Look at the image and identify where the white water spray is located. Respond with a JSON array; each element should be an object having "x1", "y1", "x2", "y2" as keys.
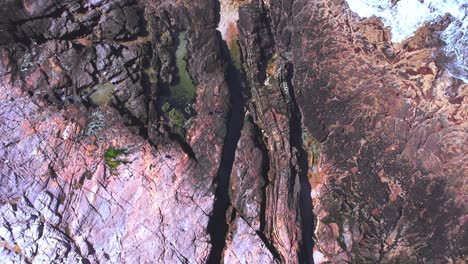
[{"x1": 346, "y1": 0, "x2": 467, "y2": 82}]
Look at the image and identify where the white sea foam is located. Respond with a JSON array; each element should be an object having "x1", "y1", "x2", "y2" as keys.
[{"x1": 346, "y1": 0, "x2": 467, "y2": 82}]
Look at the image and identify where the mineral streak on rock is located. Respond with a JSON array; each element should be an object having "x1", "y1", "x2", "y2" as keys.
[{"x1": 0, "y1": 0, "x2": 467, "y2": 263}]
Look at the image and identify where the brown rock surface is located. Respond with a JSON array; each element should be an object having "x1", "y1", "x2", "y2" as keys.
[
  {"x1": 223, "y1": 119, "x2": 276, "y2": 263},
  {"x1": 288, "y1": 0, "x2": 467, "y2": 262}
]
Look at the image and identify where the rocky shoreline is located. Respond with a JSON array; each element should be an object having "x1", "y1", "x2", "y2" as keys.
[{"x1": 0, "y1": 0, "x2": 466, "y2": 263}]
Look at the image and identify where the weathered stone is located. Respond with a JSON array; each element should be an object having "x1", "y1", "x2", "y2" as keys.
[{"x1": 0, "y1": 0, "x2": 466, "y2": 263}]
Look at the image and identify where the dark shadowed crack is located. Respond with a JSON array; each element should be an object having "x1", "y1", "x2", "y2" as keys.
[
  {"x1": 287, "y1": 63, "x2": 314, "y2": 263},
  {"x1": 206, "y1": 35, "x2": 246, "y2": 263}
]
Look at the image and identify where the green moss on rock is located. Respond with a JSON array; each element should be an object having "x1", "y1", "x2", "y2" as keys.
[
  {"x1": 162, "y1": 102, "x2": 171, "y2": 112},
  {"x1": 104, "y1": 148, "x2": 127, "y2": 169},
  {"x1": 168, "y1": 108, "x2": 186, "y2": 138}
]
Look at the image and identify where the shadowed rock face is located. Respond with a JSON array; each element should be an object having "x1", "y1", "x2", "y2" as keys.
[{"x1": 0, "y1": 0, "x2": 466, "y2": 263}]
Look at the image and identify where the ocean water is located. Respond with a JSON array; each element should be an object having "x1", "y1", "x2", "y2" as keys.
[{"x1": 346, "y1": 0, "x2": 467, "y2": 82}]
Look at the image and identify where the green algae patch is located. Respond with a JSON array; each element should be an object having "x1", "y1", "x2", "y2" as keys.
[
  {"x1": 160, "y1": 101, "x2": 191, "y2": 139},
  {"x1": 169, "y1": 31, "x2": 196, "y2": 106},
  {"x1": 228, "y1": 38, "x2": 242, "y2": 70},
  {"x1": 90, "y1": 82, "x2": 116, "y2": 106},
  {"x1": 168, "y1": 108, "x2": 185, "y2": 127},
  {"x1": 104, "y1": 148, "x2": 127, "y2": 169},
  {"x1": 302, "y1": 129, "x2": 320, "y2": 166},
  {"x1": 162, "y1": 102, "x2": 170, "y2": 112},
  {"x1": 168, "y1": 108, "x2": 186, "y2": 138}
]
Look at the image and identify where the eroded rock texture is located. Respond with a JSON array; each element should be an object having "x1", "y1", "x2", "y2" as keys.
[
  {"x1": 289, "y1": 1, "x2": 467, "y2": 262},
  {"x1": 0, "y1": 0, "x2": 466, "y2": 263},
  {"x1": 1, "y1": 0, "x2": 229, "y2": 262}
]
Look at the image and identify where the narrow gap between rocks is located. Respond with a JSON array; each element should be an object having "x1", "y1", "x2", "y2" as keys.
[
  {"x1": 206, "y1": 35, "x2": 246, "y2": 263},
  {"x1": 287, "y1": 63, "x2": 315, "y2": 264}
]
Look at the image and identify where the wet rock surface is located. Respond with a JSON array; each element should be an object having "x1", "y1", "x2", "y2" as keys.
[{"x1": 0, "y1": 0, "x2": 466, "y2": 263}]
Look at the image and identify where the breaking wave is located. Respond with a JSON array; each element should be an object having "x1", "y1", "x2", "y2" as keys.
[{"x1": 346, "y1": 0, "x2": 467, "y2": 83}]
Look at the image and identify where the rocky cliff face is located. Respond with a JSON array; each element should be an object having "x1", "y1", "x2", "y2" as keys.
[{"x1": 0, "y1": 0, "x2": 466, "y2": 263}]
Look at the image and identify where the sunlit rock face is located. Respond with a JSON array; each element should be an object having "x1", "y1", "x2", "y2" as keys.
[
  {"x1": 0, "y1": 86, "x2": 213, "y2": 262},
  {"x1": 346, "y1": 0, "x2": 467, "y2": 82},
  {"x1": 0, "y1": 0, "x2": 466, "y2": 263},
  {"x1": 0, "y1": 0, "x2": 229, "y2": 262}
]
